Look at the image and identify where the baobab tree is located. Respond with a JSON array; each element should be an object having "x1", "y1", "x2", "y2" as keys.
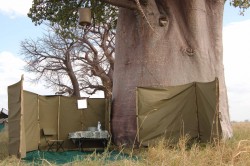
[
  {"x1": 28, "y1": 0, "x2": 249, "y2": 145},
  {"x1": 21, "y1": 23, "x2": 115, "y2": 99}
]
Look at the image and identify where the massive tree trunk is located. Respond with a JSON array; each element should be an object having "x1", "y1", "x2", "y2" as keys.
[{"x1": 112, "y1": 0, "x2": 233, "y2": 145}]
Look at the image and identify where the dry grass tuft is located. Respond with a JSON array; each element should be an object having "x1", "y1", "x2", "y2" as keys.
[{"x1": 0, "y1": 122, "x2": 250, "y2": 165}]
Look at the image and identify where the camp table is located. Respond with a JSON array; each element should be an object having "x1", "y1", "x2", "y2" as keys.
[{"x1": 69, "y1": 130, "x2": 109, "y2": 151}]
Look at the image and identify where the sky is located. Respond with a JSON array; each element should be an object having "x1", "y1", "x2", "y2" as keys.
[{"x1": 0, "y1": 1, "x2": 250, "y2": 121}]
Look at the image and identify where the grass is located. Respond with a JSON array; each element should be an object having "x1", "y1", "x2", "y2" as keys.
[{"x1": 0, "y1": 122, "x2": 250, "y2": 165}]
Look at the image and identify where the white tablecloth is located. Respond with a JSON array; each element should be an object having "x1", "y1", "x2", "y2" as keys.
[{"x1": 69, "y1": 130, "x2": 109, "y2": 139}]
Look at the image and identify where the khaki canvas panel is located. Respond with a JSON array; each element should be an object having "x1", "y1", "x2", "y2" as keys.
[
  {"x1": 59, "y1": 96, "x2": 82, "y2": 148},
  {"x1": 81, "y1": 99, "x2": 107, "y2": 131},
  {"x1": 196, "y1": 79, "x2": 222, "y2": 142},
  {"x1": 39, "y1": 96, "x2": 59, "y2": 147},
  {"x1": 8, "y1": 77, "x2": 26, "y2": 158},
  {"x1": 137, "y1": 83, "x2": 198, "y2": 146},
  {"x1": 8, "y1": 79, "x2": 110, "y2": 153},
  {"x1": 23, "y1": 91, "x2": 39, "y2": 151},
  {"x1": 105, "y1": 99, "x2": 111, "y2": 133}
]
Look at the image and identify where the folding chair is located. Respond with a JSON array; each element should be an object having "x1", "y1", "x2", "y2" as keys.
[{"x1": 42, "y1": 128, "x2": 64, "y2": 152}]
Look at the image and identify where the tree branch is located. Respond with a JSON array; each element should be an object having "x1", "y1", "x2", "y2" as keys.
[{"x1": 99, "y1": 0, "x2": 137, "y2": 10}]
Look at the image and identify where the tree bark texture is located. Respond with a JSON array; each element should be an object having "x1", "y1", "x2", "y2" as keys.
[{"x1": 112, "y1": 0, "x2": 232, "y2": 145}]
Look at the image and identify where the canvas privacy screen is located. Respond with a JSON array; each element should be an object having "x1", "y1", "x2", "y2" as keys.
[
  {"x1": 136, "y1": 79, "x2": 222, "y2": 146},
  {"x1": 8, "y1": 77, "x2": 110, "y2": 158}
]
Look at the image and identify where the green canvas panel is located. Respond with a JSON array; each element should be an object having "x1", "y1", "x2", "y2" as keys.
[
  {"x1": 81, "y1": 98, "x2": 107, "y2": 131},
  {"x1": 39, "y1": 96, "x2": 59, "y2": 146},
  {"x1": 196, "y1": 79, "x2": 222, "y2": 142},
  {"x1": 137, "y1": 83, "x2": 198, "y2": 146},
  {"x1": 8, "y1": 78, "x2": 26, "y2": 158},
  {"x1": 59, "y1": 96, "x2": 82, "y2": 148},
  {"x1": 23, "y1": 91, "x2": 39, "y2": 151}
]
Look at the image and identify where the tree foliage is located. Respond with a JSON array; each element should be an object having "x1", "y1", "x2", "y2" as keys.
[
  {"x1": 230, "y1": 0, "x2": 250, "y2": 14},
  {"x1": 28, "y1": 0, "x2": 118, "y2": 28},
  {"x1": 28, "y1": 0, "x2": 250, "y2": 29}
]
